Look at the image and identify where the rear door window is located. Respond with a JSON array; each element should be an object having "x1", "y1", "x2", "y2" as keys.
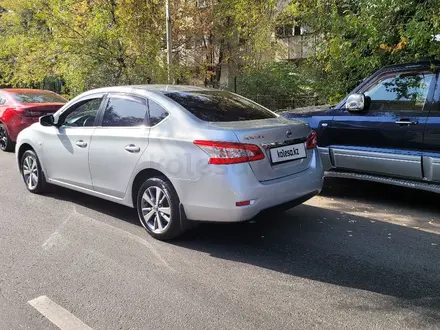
[
  {"x1": 165, "y1": 91, "x2": 277, "y2": 122},
  {"x1": 148, "y1": 100, "x2": 169, "y2": 126},
  {"x1": 102, "y1": 95, "x2": 147, "y2": 127}
]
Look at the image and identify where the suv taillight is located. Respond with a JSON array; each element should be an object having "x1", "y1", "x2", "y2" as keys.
[
  {"x1": 306, "y1": 131, "x2": 318, "y2": 149},
  {"x1": 194, "y1": 140, "x2": 265, "y2": 165}
]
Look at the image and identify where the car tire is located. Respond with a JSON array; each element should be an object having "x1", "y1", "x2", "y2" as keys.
[
  {"x1": 0, "y1": 123, "x2": 14, "y2": 152},
  {"x1": 136, "y1": 177, "x2": 183, "y2": 240},
  {"x1": 21, "y1": 150, "x2": 47, "y2": 194}
]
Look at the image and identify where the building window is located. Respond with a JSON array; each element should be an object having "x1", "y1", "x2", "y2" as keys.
[
  {"x1": 300, "y1": 26, "x2": 312, "y2": 35},
  {"x1": 276, "y1": 24, "x2": 293, "y2": 38},
  {"x1": 197, "y1": 0, "x2": 209, "y2": 8},
  {"x1": 276, "y1": 24, "x2": 311, "y2": 38}
]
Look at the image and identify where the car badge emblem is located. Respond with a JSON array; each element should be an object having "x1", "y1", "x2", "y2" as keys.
[{"x1": 286, "y1": 129, "x2": 292, "y2": 138}]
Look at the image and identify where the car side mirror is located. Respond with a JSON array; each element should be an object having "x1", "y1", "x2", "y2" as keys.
[
  {"x1": 346, "y1": 93, "x2": 370, "y2": 112},
  {"x1": 40, "y1": 114, "x2": 56, "y2": 127}
]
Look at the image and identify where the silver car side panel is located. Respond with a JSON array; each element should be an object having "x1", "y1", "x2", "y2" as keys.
[
  {"x1": 48, "y1": 178, "x2": 126, "y2": 203},
  {"x1": 422, "y1": 156, "x2": 440, "y2": 182},
  {"x1": 331, "y1": 148, "x2": 422, "y2": 180},
  {"x1": 42, "y1": 126, "x2": 96, "y2": 189},
  {"x1": 89, "y1": 126, "x2": 150, "y2": 198}
]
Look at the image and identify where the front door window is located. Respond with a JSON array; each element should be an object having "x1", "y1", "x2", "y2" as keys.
[
  {"x1": 61, "y1": 98, "x2": 103, "y2": 127},
  {"x1": 362, "y1": 72, "x2": 434, "y2": 112}
]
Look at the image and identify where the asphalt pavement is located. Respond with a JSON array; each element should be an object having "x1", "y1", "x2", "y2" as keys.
[{"x1": 0, "y1": 151, "x2": 439, "y2": 329}]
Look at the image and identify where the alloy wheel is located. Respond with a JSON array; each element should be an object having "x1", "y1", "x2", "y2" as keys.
[
  {"x1": 141, "y1": 186, "x2": 172, "y2": 233},
  {"x1": 22, "y1": 155, "x2": 39, "y2": 190}
]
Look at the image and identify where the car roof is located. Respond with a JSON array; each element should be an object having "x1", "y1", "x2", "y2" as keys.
[
  {"x1": 379, "y1": 60, "x2": 440, "y2": 73},
  {"x1": 127, "y1": 85, "x2": 212, "y2": 93},
  {"x1": 82, "y1": 85, "x2": 215, "y2": 96},
  {"x1": 1, "y1": 88, "x2": 58, "y2": 94}
]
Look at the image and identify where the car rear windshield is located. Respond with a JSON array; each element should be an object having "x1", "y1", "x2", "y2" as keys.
[
  {"x1": 165, "y1": 91, "x2": 277, "y2": 122},
  {"x1": 11, "y1": 91, "x2": 66, "y2": 104}
]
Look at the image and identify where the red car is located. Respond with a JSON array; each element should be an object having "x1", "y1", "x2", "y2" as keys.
[{"x1": 0, "y1": 89, "x2": 67, "y2": 151}]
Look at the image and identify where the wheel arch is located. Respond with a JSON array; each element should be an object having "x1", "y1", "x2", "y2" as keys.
[
  {"x1": 17, "y1": 143, "x2": 35, "y2": 170},
  {"x1": 0, "y1": 119, "x2": 8, "y2": 130},
  {"x1": 0, "y1": 120, "x2": 13, "y2": 151},
  {"x1": 131, "y1": 168, "x2": 177, "y2": 208}
]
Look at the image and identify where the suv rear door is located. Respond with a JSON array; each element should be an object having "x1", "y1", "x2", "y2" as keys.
[
  {"x1": 422, "y1": 73, "x2": 440, "y2": 182},
  {"x1": 327, "y1": 69, "x2": 436, "y2": 180}
]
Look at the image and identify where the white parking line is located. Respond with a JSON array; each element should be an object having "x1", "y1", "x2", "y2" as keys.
[
  {"x1": 28, "y1": 295, "x2": 92, "y2": 330},
  {"x1": 42, "y1": 215, "x2": 72, "y2": 251}
]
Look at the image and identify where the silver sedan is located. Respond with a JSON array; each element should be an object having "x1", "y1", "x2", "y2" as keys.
[{"x1": 15, "y1": 85, "x2": 324, "y2": 240}]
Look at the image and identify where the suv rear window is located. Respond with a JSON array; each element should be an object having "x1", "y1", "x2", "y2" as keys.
[
  {"x1": 165, "y1": 91, "x2": 277, "y2": 122},
  {"x1": 11, "y1": 91, "x2": 67, "y2": 104}
]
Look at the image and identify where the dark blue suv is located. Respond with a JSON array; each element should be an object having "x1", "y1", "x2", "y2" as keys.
[{"x1": 282, "y1": 61, "x2": 440, "y2": 193}]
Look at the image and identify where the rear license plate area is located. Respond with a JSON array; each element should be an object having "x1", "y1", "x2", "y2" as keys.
[{"x1": 269, "y1": 143, "x2": 306, "y2": 164}]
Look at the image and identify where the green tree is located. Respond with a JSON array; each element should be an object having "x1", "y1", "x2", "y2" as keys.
[
  {"x1": 0, "y1": 0, "x2": 167, "y2": 95},
  {"x1": 284, "y1": 0, "x2": 440, "y2": 103},
  {"x1": 236, "y1": 62, "x2": 313, "y2": 109},
  {"x1": 0, "y1": 0, "x2": 283, "y2": 94},
  {"x1": 171, "y1": 0, "x2": 279, "y2": 87}
]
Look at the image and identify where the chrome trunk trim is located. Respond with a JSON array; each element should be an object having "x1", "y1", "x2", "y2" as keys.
[{"x1": 261, "y1": 137, "x2": 307, "y2": 150}]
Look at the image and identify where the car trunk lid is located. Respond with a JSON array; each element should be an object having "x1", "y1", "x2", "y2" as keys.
[
  {"x1": 209, "y1": 117, "x2": 313, "y2": 182},
  {"x1": 19, "y1": 103, "x2": 64, "y2": 117}
]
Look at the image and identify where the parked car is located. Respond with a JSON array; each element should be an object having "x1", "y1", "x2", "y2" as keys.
[
  {"x1": 282, "y1": 61, "x2": 440, "y2": 193},
  {"x1": 15, "y1": 85, "x2": 324, "y2": 240},
  {"x1": 0, "y1": 89, "x2": 67, "y2": 151}
]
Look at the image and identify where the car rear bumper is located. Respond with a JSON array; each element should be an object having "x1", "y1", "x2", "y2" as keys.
[
  {"x1": 318, "y1": 147, "x2": 333, "y2": 171},
  {"x1": 175, "y1": 148, "x2": 324, "y2": 222}
]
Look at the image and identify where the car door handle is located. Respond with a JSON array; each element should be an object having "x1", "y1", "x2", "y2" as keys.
[
  {"x1": 125, "y1": 144, "x2": 140, "y2": 153},
  {"x1": 395, "y1": 120, "x2": 418, "y2": 125},
  {"x1": 75, "y1": 140, "x2": 88, "y2": 148}
]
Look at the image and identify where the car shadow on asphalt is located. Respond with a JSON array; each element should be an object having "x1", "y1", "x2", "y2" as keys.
[
  {"x1": 174, "y1": 204, "x2": 440, "y2": 325},
  {"x1": 172, "y1": 179, "x2": 440, "y2": 324},
  {"x1": 47, "y1": 179, "x2": 440, "y2": 324},
  {"x1": 321, "y1": 177, "x2": 440, "y2": 214},
  {"x1": 45, "y1": 185, "x2": 140, "y2": 227}
]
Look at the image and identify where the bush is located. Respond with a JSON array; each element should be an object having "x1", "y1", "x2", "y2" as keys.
[{"x1": 235, "y1": 62, "x2": 315, "y2": 110}]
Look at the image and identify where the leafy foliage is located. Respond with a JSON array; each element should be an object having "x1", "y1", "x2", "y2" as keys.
[
  {"x1": 171, "y1": 0, "x2": 279, "y2": 87},
  {"x1": 0, "y1": 0, "x2": 280, "y2": 95},
  {"x1": 0, "y1": 0, "x2": 167, "y2": 95},
  {"x1": 236, "y1": 62, "x2": 309, "y2": 101},
  {"x1": 286, "y1": 0, "x2": 440, "y2": 103},
  {"x1": 1, "y1": 0, "x2": 440, "y2": 104}
]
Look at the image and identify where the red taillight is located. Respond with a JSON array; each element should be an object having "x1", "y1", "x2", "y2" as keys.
[
  {"x1": 9, "y1": 105, "x2": 57, "y2": 117},
  {"x1": 236, "y1": 200, "x2": 251, "y2": 207},
  {"x1": 8, "y1": 106, "x2": 31, "y2": 117},
  {"x1": 194, "y1": 140, "x2": 265, "y2": 165},
  {"x1": 5, "y1": 107, "x2": 19, "y2": 114},
  {"x1": 306, "y1": 130, "x2": 318, "y2": 149}
]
